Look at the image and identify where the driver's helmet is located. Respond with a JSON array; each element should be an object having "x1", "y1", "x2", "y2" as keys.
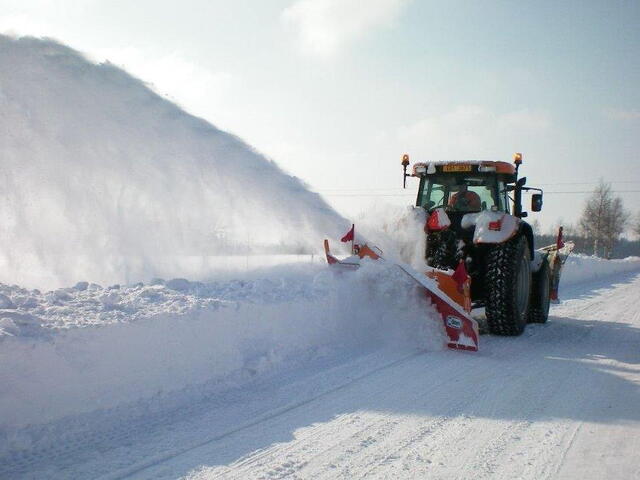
[{"x1": 448, "y1": 188, "x2": 481, "y2": 211}]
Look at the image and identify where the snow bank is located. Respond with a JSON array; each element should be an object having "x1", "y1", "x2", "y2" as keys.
[
  {"x1": 560, "y1": 254, "x2": 640, "y2": 288},
  {"x1": 0, "y1": 262, "x2": 444, "y2": 441},
  {"x1": 0, "y1": 35, "x2": 349, "y2": 289}
]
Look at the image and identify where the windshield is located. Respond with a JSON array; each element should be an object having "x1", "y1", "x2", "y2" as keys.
[{"x1": 417, "y1": 175, "x2": 507, "y2": 213}]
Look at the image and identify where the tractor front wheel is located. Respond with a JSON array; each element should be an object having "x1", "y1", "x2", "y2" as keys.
[{"x1": 485, "y1": 235, "x2": 532, "y2": 336}]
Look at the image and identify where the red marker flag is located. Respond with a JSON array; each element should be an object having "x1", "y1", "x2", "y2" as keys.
[
  {"x1": 452, "y1": 260, "x2": 469, "y2": 293},
  {"x1": 341, "y1": 224, "x2": 355, "y2": 243}
]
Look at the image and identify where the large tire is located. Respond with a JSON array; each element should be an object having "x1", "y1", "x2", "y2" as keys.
[
  {"x1": 427, "y1": 231, "x2": 456, "y2": 270},
  {"x1": 528, "y1": 260, "x2": 551, "y2": 323},
  {"x1": 485, "y1": 235, "x2": 532, "y2": 336}
]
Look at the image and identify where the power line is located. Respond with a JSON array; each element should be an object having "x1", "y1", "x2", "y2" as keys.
[
  {"x1": 316, "y1": 180, "x2": 640, "y2": 192},
  {"x1": 537, "y1": 181, "x2": 640, "y2": 186},
  {"x1": 321, "y1": 193, "x2": 415, "y2": 197},
  {"x1": 315, "y1": 180, "x2": 640, "y2": 196},
  {"x1": 543, "y1": 190, "x2": 640, "y2": 194},
  {"x1": 321, "y1": 190, "x2": 640, "y2": 198}
]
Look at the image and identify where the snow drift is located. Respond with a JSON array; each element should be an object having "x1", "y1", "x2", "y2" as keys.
[
  {"x1": 0, "y1": 35, "x2": 348, "y2": 289},
  {"x1": 560, "y1": 254, "x2": 640, "y2": 287},
  {"x1": 0, "y1": 262, "x2": 444, "y2": 439}
]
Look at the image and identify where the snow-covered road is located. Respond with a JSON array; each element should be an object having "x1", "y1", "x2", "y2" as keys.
[{"x1": 3, "y1": 270, "x2": 639, "y2": 479}]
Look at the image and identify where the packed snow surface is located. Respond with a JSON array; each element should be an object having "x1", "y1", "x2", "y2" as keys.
[
  {"x1": 1, "y1": 254, "x2": 639, "y2": 479},
  {"x1": 0, "y1": 35, "x2": 349, "y2": 289}
]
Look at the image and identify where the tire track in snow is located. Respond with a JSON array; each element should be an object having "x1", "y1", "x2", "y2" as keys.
[
  {"x1": 101, "y1": 351, "x2": 426, "y2": 480},
  {"x1": 193, "y1": 333, "x2": 539, "y2": 480},
  {"x1": 186, "y1": 274, "x2": 640, "y2": 480},
  {"x1": 450, "y1": 274, "x2": 640, "y2": 480}
]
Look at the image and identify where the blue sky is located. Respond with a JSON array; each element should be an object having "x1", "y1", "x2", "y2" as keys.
[{"x1": 1, "y1": 0, "x2": 638, "y2": 232}]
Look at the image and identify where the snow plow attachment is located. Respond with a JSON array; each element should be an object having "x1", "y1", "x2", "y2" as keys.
[
  {"x1": 538, "y1": 227, "x2": 575, "y2": 303},
  {"x1": 324, "y1": 239, "x2": 479, "y2": 352}
]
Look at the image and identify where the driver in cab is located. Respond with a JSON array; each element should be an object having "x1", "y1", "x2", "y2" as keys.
[{"x1": 448, "y1": 184, "x2": 481, "y2": 212}]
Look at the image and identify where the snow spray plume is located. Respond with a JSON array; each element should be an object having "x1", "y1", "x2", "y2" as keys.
[
  {"x1": 0, "y1": 35, "x2": 349, "y2": 288},
  {"x1": 353, "y1": 204, "x2": 428, "y2": 271}
]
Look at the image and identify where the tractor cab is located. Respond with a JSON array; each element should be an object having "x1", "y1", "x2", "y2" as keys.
[
  {"x1": 415, "y1": 162, "x2": 515, "y2": 215},
  {"x1": 403, "y1": 154, "x2": 543, "y2": 223}
]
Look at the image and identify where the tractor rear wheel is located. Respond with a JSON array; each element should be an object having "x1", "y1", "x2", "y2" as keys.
[
  {"x1": 528, "y1": 260, "x2": 551, "y2": 323},
  {"x1": 485, "y1": 235, "x2": 532, "y2": 336}
]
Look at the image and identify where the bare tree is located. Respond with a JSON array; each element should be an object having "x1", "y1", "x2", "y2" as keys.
[
  {"x1": 602, "y1": 196, "x2": 627, "y2": 258},
  {"x1": 635, "y1": 212, "x2": 640, "y2": 238},
  {"x1": 579, "y1": 180, "x2": 627, "y2": 257},
  {"x1": 563, "y1": 223, "x2": 578, "y2": 238}
]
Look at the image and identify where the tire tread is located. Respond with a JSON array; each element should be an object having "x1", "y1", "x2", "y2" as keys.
[{"x1": 485, "y1": 235, "x2": 530, "y2": 336}]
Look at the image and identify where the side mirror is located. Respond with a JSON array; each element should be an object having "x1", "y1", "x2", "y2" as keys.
[{"x1": 531, "y1": 193, "x2": 543, "y2": 212}]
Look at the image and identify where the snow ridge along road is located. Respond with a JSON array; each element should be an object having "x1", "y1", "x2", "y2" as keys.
[{"x1": 2, "y1": 268, "x2": 639, "y2": 479}]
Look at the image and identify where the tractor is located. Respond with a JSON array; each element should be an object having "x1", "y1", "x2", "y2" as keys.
[{"x1": 401, "y1": 153, "x2": 554, "y2": 336}]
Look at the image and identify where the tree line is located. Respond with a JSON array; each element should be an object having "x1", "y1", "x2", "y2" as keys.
[{"x1": 533, "y1": 180, "x2": 640, "y2": 259}]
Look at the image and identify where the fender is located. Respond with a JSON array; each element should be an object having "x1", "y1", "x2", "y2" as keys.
[
  {"x1": 519, "y1": 221, "x2": 535, "y2": 257},
  {"x1": 461, "y1": 211, "x2": 520, "y2": 245}
]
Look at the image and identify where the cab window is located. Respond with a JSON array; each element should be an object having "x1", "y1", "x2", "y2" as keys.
[{"x1": 418, "y1": 175, "x2": 501, "y2": 212}]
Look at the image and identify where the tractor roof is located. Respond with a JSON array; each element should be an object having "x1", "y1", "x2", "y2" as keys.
[{"x1": 412, "y1": 161, "x2": 516, "y2": 176}]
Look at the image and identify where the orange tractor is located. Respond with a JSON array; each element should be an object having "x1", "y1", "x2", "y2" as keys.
[
  {"x1": 324, "y1": 153, "x2": 572, "y2": 352},
  {"x1": 404, "y1": 152, "x2": 573, "y2": 336}
]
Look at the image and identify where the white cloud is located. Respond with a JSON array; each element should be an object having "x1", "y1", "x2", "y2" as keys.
[
  {"x1": 397, "y1": 106, "x2": 552, "y2": 159},
  {"x1": 282, "y1": 0, "x2": 411, "y2": 56},
  {"x1": 603, "y1": 108, "x2": 640, "y2": 121}
]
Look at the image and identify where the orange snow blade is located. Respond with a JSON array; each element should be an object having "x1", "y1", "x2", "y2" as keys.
[
  {"x1": 323, "y1": 239, "x2": 339, "y2": 265},
  {"x1": 396, "y1": 265, "x2": 478, "y2": 352},
  {"x1": 424, "y1": 287, "x2": 478, "y2": 351},
  {"x1": 426, "y1": 269, "x2": 472, "y2": 313},
  {"x1": 356, "y1": 244, "x2": 380, "y2": 260},
  {"x1": 324, "y1": 239, "x2": 479, "y2": 352}
]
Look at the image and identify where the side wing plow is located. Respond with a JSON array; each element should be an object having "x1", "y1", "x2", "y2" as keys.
[{"x1": 538, "y1": 226, "x2": 575, "y2": 302}]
